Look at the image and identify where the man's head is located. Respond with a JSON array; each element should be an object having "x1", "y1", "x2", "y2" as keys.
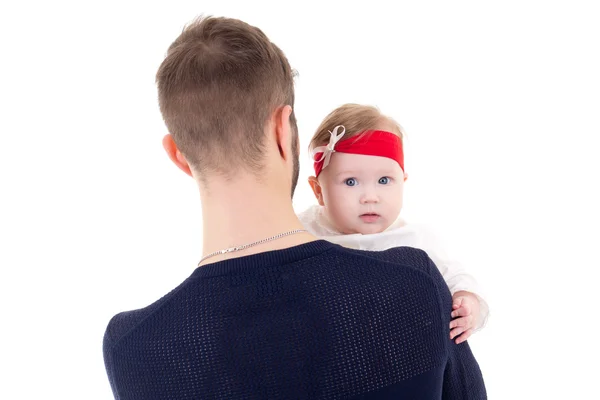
[
  {"x1": 157, "y1": 16, "x2": 299, "y2": 196},
  {"x1": 308, "y1": 104, "x2": 407, "y2": 234}
]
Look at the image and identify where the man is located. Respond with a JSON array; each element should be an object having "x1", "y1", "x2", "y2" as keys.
[{"x1": 103, "y1": 16, "x2": 486, "y2": 399}]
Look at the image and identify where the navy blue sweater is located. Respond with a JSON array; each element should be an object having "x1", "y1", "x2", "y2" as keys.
[{"x1": 103, "y1": 240, "x2": 486, "y2": 399}]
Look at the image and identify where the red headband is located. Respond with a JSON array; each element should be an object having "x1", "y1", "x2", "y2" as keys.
[{"x1": 312, "y1": 126, "x2": 405, "y2": 177}]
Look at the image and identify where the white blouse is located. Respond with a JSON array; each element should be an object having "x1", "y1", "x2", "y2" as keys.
[{"x1": 298, "y1": 205, "x2": 489, "y2": 331}]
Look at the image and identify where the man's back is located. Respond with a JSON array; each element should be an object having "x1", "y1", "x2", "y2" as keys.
[{"x1": 103, "y1": 241, "x2": 486, "y2": 399}]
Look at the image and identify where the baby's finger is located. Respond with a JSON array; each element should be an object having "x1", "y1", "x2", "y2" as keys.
[
  {"x1": 450, "y1": 326, "x2": 467, "y2": 340},
  {"x1": 451, "y1": 305, "x2": 472, "y2": 318},
  {"x1": 449, "y1": 316, "x2": 469, "y2": 330},
  {"x1": 451, "y1": 315, "x2": 474, "y2": 331},
  {"x1": 452, "y1": 297, "x2": 463, "y2": 310},
  {"x1": 455, "y1": 329, "x2": 473, "y2": 344}
]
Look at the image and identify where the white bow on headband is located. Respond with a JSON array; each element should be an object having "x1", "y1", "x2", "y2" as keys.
[{"x1": 312, "y1": 125, "x2": 346, "y2": 170}]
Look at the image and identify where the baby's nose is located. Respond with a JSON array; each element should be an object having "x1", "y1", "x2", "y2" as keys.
[{"x1": 360, "y1": 190, "x2": 379, "y2": 204}]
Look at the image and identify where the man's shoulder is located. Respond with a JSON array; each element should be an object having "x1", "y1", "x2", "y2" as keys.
[
  {"x1": 334, "y1": 244, "x2": 435, "y2": 275},
  {"x1": 328, "y1": 245, "x2": 448, "y2": 309},
  {"x1": 104, "y1": 308, "x2": 149, "y2": 350},
  {"x1": 103, "y1": 277, "x2": 193, "y2": 351}
]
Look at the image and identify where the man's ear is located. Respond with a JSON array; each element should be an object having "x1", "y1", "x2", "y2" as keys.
[
  {"x1": 404, "y1": 172, "x2": 409, "y2": 182},
  {"x1": 274, "y1": 105, "x2": 294, "y2": 161},
  {"x1": 162, "y1": 134, "x2": 193, "y2": 177},
  {"x1": 308, "y1": 176, "x2": 325, "y2": 206}
]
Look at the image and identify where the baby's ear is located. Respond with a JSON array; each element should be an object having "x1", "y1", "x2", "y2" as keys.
[
  {"x1": 403, "y1": 172, "x2": 409, "y2": 182},
  {"x1": 308, "y1": 176, "x2": 325, "y2": 206}
]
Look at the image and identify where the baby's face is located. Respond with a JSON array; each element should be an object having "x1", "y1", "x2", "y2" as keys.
[{"x1": 316, "y1": 152, "x2": 405, "y2": 235}]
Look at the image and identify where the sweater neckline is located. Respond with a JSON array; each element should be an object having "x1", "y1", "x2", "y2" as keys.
[{"x1": 190, "y1": 240, "x2": 336, "y2": 278}]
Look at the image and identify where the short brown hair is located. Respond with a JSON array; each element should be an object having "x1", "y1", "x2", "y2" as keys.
[
  {"x1": 309, "y1": 103, "x2": 404, "y2": 154},
  {"x1": 156, "y1": 16, "x2": 296, "y2": 177}
]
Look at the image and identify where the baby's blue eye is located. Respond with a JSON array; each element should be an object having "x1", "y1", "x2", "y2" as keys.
[
  {"x1": 379, "y1": 177, "x2": 390, "y2": 185},
  {"x1": 345, "y1": 178, "x2": 357, "y2": 187}
]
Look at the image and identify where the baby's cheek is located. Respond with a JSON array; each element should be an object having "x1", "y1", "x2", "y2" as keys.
[
  {"x1": 322, "y1": 186, "x2": 356, "y2": 231},
  {"x1": 390, "y1": 202, "x2": 403, "y2": 220},
  {"x1": 389, "y1": 188, "x2": 404, "y2": 215},
  {"x1": 322, "y1": 187, "x2": 344, "y2": 210},
  {"x1": 327, "y1": 205, "x2": 355, "y2": 233}
]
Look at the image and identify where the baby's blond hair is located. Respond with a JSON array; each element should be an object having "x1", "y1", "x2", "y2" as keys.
[{"x1": 309, "y1": 104, "x2": 405, "y2": 154}]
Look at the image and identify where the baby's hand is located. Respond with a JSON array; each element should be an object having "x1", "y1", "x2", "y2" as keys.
[{"x1": 449, "y1": 291, "x2": 480, "y2": 344}]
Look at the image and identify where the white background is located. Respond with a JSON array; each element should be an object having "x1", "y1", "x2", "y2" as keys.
[{"x1": 1, "y1": 1, "x2": 599, "y2": 398}]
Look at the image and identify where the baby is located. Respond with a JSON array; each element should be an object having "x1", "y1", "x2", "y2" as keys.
[{"x1": 298, "y1": 104, "x2": 489, "y2": 344}]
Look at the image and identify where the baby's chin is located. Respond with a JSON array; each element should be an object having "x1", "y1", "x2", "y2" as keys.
[
  {"x1": 339, "y1": 223, "x2": 387, "y2": 236},
  {"x1": 355, "y1": 225, "x2": 387, "y2": 235}
]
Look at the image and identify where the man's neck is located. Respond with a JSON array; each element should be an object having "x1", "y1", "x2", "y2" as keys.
[{"x1": 198, "y1": 177, "x2": 314, "y2": 264}]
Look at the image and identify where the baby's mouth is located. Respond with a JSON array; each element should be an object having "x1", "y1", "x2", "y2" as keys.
[{"x1": 359, "y1": 213, "x2": 381, "y2": 223}]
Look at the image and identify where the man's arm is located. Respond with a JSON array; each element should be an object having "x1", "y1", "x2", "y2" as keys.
[{"x1": 425, "y1": 256, "x2": 487, "y2": 399}]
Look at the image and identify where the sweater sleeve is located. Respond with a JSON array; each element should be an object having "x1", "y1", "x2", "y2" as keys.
[
  {"x1": 341, "y1": 245, "x2": 487, "y2": 399},
  {"x1": 103, "y1": 314, "x2": 121, "y2": 399},
  {"x1": 425, "y1": 256, "x2": 487, "y2": 399}
]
